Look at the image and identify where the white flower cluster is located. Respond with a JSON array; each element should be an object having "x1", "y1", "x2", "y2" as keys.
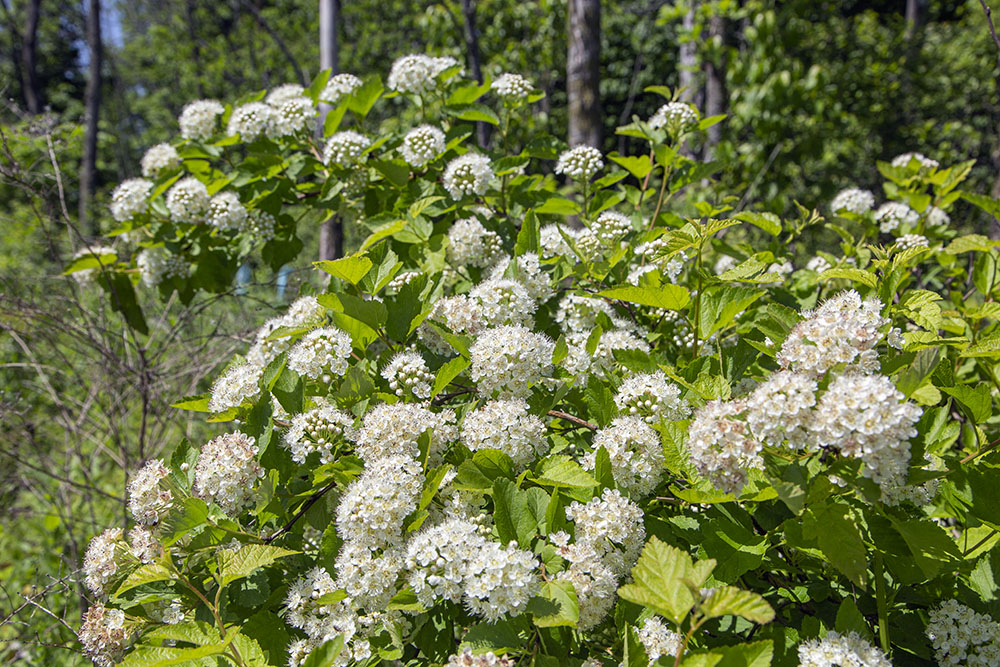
[
  {"x1": 401, "y1": 125, "x2": 446, "y2": 167},
  {"x1": 128, "y1": 526, "x2": 159, "y2": 564},
  {"x1": 447, "y1": 217, "x2": 503, "y2": 268},
  {"x1": 649, "y1": 102, "x2": 699, "y2": 135},
  {"x1": 926, "y1": 205, "x2": 950, "y2": 226},
  {"x1": 591, "y1": 210, "x2": 633, "y2": 245},
  {"x1": 382, "y1": 351, "x2": 434, "y2": 399},
  {"x1": 336, "y1": 454, "x2": 423, "y2": 550},
  {"x1": 811, "y1": 373, "x2": 921, "y2": 487},
  {"x1": 806, "y1": 256, "x2": 831, "y2": 273},
  {"x1": 127, "y1": 459, "x2": 172, "y2": 525},
  {"x1": 287, "y1": 326, "x2": 353, "y2": 380},
  {"x1": 191, "y1": 432, "x2": 264, "y2": 516},
  {"x1": 322, "y1": 73, "x2": 363, "y2": 104},
  {"x1": 635, "y1": 616, "x2": 682, "y2": 665},
  {"x1": 687, "y1": 400, "x2": 762, "y2": 496},
  {"x1": 283, "y1": 403, "x2": 357, "y2": 464},
  {"x1": 892, "y1": 151, "x2": 938, "y2": 170},
  {"x1": 240, "y1": 209, "x2": 277, "y2": 241},
  {"x1": 207, "y1": 191, "x2": 247, "y2": 230},
  {"x1": 554, "y1": 488, "x2": 645, "y2": 629},
  {"x1": 614, "y1": 371, "x2": 690, "y2": 423},
  {"x1": 324, "y1": 131, "x2": 371, "y2": 167},
  {"x1": 388, "y1": 54, "x2": 459, "y2": 94},
  {"x1": 137, "y1": 247, "x2": 187, "y2": 288},
  {"x1": 165, "y1": 177, "x2": 210, "y2": 223},
  {"x1": 745, "y1": 371, "x2": 817, "y2": 449},
  {"x1": 284, "y1": 567, "x2": 370, "y2": 667},
  {"x1": 355, "y1": 402, "x2": 457, "y2": 463},
  {"x1": 926, "y1": 600, "x2": 1000, "y2": 666},
  {"x1": 447, "y1": 649, "x2": 514, "y2": 667},
  {"x1": 470, "y1": 325, "x2": 555, "y2": 397},
  {"x1": 140, "y1": 143, "x2": 180, "y2": 178},
  {"x1": 555, "y1": 146, "x2": 604, "y2": 180},
  {"x1": 461, "y1": 398, "x2": 548, "y2": 470},
  {"x1": 797, "y1": 631, "x2": 891, "y2": 667},
  {"x1": 208, "y1": 361, "x2": 263, "y2": 413},
  {"x1": 491, "y1": 73, "x2": 533, "y2": 100},
  {"x1": 178, "y1": 99, "x2": 225, "y2": 140},
  {"x1": 540, "y1": 224, "x2": 572, "y2": 257},
  {"x1": 830, "y1": 188, "x2": 875, "y2": 215},
  {"x1": 419, "y1": 294, "x2": 486, "y2": 355},
  {"x1": 110, "y1": 178, "x2": 153, "y2": 222},
  {"x1": 405, "y1": 517, "x2": 539, "y2": 621},
  {"x1": 555, "y1": 293, "x2": 615, "y2": 332},
  {"x1": 874, "y1": 201, "x2": 919, "y2": 233},
  {"x1": 84, "y1": 528, "x2": 124, "y2": 596},
  {"x1": 79, "y1": 603, "x2": 129, "y2": 667},
  {"x1": 583, "y1": 417, "x2": 664, "y2": 497},
  {"x1": 896, "y1": 233, "x2": 928, "y2": 250},
  {"x1": 564, "y1": 329, "x2": 650, "y2": 380},
  {"x1": 470, "y1": 279, "x2": 536, "y2": 328},
  {"x1": 265, "y1": 83, "x2": 304, "y2": 106},
  {"x1": 777, "y1": 290, "x2": 887, "y2": 377},
  {"x1": 271, "y1": 96, "x2": 316, "y2": 136},
  {"x1": 227, "y1": 102, "x2": 275, "y2": 140},
  {"x1": 443, "y1": 153, "x2": 494, "y2": 199},
  {"x1": 387, "y1": 270, "x2": 420, "y2": 292},
  {"x1": 488, "y1": 253, "x2": 554, "y2": 302}
]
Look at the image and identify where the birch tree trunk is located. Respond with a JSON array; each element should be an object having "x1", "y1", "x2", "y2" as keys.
[
  {"x1": 567, "y1": 0, "x2": 601, "y2": 148},
  {"x1": 318, "y1": 0, "x2": 342, "y2": 262}
]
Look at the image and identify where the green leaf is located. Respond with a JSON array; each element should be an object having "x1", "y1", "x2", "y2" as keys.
[
  {"x1": 447, "y1": 80, "x2": 492, "y2": 105},
  {"x1": 945, "y1": 234, "x2": 998, "y2": 254},
  {"x1": 533, "y1": 458, "x2": 598, "y2": 489},
  {"x1": 618, "y1": 536, "x2": 714, "y2": 625},
  {"x1": 598, "y1": 285, "x2": 690, "y2": 311},
  {"x1": 967, "y1": 465, "x2": 1000, "y2": 526},
  {"x1": 802, "y1": 504, "x2": 867, "y2": 586},
  {"x1": 835, "y1": 598, "x2": 873, "y2": 640},
  {"x1": 819, "y1": 267, "x2": 878, "y2": 288},
  {"x1": 535, "y1": 197, "x2": 581, "y2": 215},
  {"x1": 962, "y1": 332, "x2": 1000, "y2": 358},
  {"x1": 141, "y1": 621, "x2": 219, "y2": 646},
  {"x1": 594, "y1": 446, "x2": 615, "y2": 489},
  {"x1": 431, "y1": 357, "x2": 470, "y2": 398},
  {"x1": 316, "y1": 254, "x2": 373, "y2": 285},
  {"x1": 121, "y1": 643, "x2": 231, "y2": 667},
  {"x1": 372, "y1": 159, "x2": 411, "y2": 187},
  {"x1": 698, "y1": 285, "x2": 764, "y2": 338},
  {"x1": 62, "y1": 250, "x2": 117, "y2": 275},
  {"x1": 170, "y1": 394, "x2": 211, "y2": 412},
  {"x1": 346, "y1": 76, "x2": 383, "y2": 117},
  {"x1": 515, "y1": 209, "x2": 540, "y2": 256},
  {"x1": 941, "y1": 385, "x2": 992, "y2": 423},
  {"x1": 461, "y1": 620, "x2": 526, "y2": 654},
  {"x1": 699, "y1": 586, "x2": 774, "y2": 624},
  {"x1": 444, "y1": 104, "x2": 500, "y2": 125},
  {"x1": 492, "y1": 478, "x2": 523, "y2": 546},
  {"x1": 734, "y1": 211, "x2": 781, "y2": 236},
  {"x1": 219, "y1": 544, "x2": 298, "y2": 588},
  {"x1": 683, "y1": 641, "x2": 773, "y2": 667},
  {"x1": 890, "y1": 516, "x2": 962, "y2": 580},
  {"x1": 527, "y1": 580, "x2": 579, "y2": 627},
  {"x1": 98, "y1": 271, "x2": 149, "y2": 335},
  {"x1": 302, "y1": 636, "x2": 345, "y2": 667},
  {"x1": 609, "y1": 154, "x2": 653, "y2": 180},
  {"x1": 115, "y1": 562, "x2": 173, "y2": 597}
]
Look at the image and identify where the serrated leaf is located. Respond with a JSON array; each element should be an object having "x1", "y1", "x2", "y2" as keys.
[
  {"x1": 819, "y1": 267, "x2": 877, "y2": 288},
  {"x1": 219, "y1": 544, "x2": 297, "y2": 588},
  {"x1": 803, "y1": 504, "x2": 866, "y2": 586},
  {"x1": 734, "y1": 211, "x2": 781, "y2": 236},
  {"x1": 302, "y1": 636, "x2": 345, "y2": 667},
  {"x1": 115, "y1": 562, "x2": 173, "y2": 597},
  {"x1": 618, "y1": 536, "x2": 714, "y2": 625},
  {"x1": 941, "y1": 385, "x2": 992, "y2": 423},
  {"x1": 609, "y1": 154, "x2": 653, "y2": 180},
  {"x1": 699, "y1": 586, "x2": 774, "y2": 623},
  {"x1": 962, "y1": 331, "x2": 1000, "y2": 358},
  {"x1": 170, "y1": 394, "x2": 211, "y2": 412},
  {"x1": 316, "y1": 254, "x2": 372, "y2": 285},
  {"x1": 598, "y1": 285, "x2": 690, "y2": 311},
  {"x1": 527, "y1": 580, "x2": 579, "y2": 627},
  {"x1": 698, "y1": 285, "x2": 764, "y2": 338},
  {"x1": 946, "y1": 234, "x2": 998, "y2": 254},
  {"x1": 533, "y1": 458, "x2": 598, "y2": 489}
]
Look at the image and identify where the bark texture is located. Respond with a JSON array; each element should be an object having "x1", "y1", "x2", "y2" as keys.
[
  {"x1": 567, "y1": 0, "x2": 601, "y2": 148},
  {"x1": 79, "y1": 0, "x2": 102, "y2": 235}
]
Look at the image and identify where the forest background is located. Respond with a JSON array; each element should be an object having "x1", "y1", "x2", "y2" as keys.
[{"x1": 2, "y1": 0, "x2": 1000, "y2": 664}]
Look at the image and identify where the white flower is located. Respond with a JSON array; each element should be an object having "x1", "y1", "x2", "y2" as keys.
[
  {"x1": 137, "y1": 247, "x2": 187, "y2": 288},
  {"x1": 447, "y1": 649, "x2": 514, "y2": 667},
  {"x1": 555, "y1": 293, "x2": 616, "y2": 332},
  {"x1": 127, "y1": 459, "x2": 172, "y2": 525},
  {"x1": 777, "y1": 290, "x2": 887, "y2": 377},
  {"x1": 811, "y1": 373, "x2": 921, "y2": 490},
  {"x1": 400, "y1": 125, "x2": 446, "y2": 167},
  {"x1": 491, "y1": 73, "x2": 533, "y2": 100},
  {"x1": 649, "y1": 102, "x2": 699, "y2": 135},
  {"x1": 540, "y1": 224, "x2": 574, "y2": 257},
  {"x1": 109, "y1": 179, "x2": 153, "y2": 222},
  {"x1": 891, "y1": 152, "x2": 938, "y2": 170},
  {"x1": 283, "y1": 404, "x2": 357, "y2": 464},
  {"x1": 687, "y1": 400, "x2": 762, "y2": 496},
  {"x1": 192, "y1": 432, "x2": 264, "y2": 515},
  {"x1": 178, "y1": 99, "x2": 225, "y2": 140},
  {"x1": 806, "y1": 256, "x2": 830, "y2": 273},
  {"x1": 887, "y1": 327, "x2": 904, "y2": 350},
  {"x1": 419, "y1": 294, "x2": 486, "y2": 356},
  {"x1": 322, "y1": 73, "x2": 363, "y2": 104},
  {"x1": 355, "y1": 402, "x2": 457, "y2": 464},
  {"x1": 270, "y1": 97, "x2": 316, "y2": 137},
  {"x1": 388, "y1": 54, "x2": 456, "y2": 95},
  {"x1": 228, "y1": 102, "x2": 276, "y2": 140},
  {"x1": 387, "y1": 271, "x2": 420, "y2": 292},
  {"x1": 140, "y1": 143, "x2": 180, "y2": 178},
  {"x1": 926, "y1": 206, "x2": 950, "y2": 226},
  {"x1": 208, "y1": 361, "x2": 263, "y2": 413},
  {"x1": 469, "y1": 279, "x2": 536, "y2": 328},
  {"x1": 381, "y1": 351, "x2": 434, "y2": 399},
  {"x1": 334, "y1": 542, "x2": 406, "y2": 611},
  {"x1": 797, "y1": 631, "x2": 891, "y2": 667},
  {"x1": 713, "y1": 255, "x2": 738, "y2": 274},
  {"x1": 79, "y1": 603, "x2": 129, "y2": 667},
  {"x1": 266, "y1": 83, "x2": 306, "y2": 106},
  {"x1": 614, "y1": 371, "x2": 689, "y2": 423},
  {"x1": 165, "y1": 177, "x2": 210, "y2": 223},
  {"x1": 635, "y1": 617, "x2": 683, "y2": 665},
  {"x1": 874, "y1": 202, "x2": 919, "y2": 233},
  {"x1": 336, "y1": 454, "x2": 423, "y2": 550},
  {"x1": 70, "y1": 245, "x2": 116, "y2": 286},
  {"x1": 287, "y1": 327, "x2": 353, "y2": 380},
  {"x1": 324, "y1": 131, "x2": 371, "y2": 167},
  {"x1": 207, "y1": 191, "x2": 247, "y2": 230},
  {"x1": 447, "y1": 217, "x2": 503, "y2": 267},
  {"x1": 830, "y1": 188, "x2": 875, "y2": 215},
  {"x1": 461, "y1": 538, "x2": 539, "y2": 621},
  {"x1": 555, "y1": 146, "x2": 604, "y2": 179},
  {"x1": 461, "y1": 398, "x2": 548, "y2": 470},
  {"x1": 582, "y1": 417, "x2": 664, "y2": 497},
  {"x1": 591, "y1": 210, "x2": 633, "y2": 245},
  {"x1": 406, "y1": 518, "x2": 480, "y2": 606},
  {"x1": 470, "y1": 325, "x2": 555, "y2": 398},
  {"x1": 84, "y1": 528, "x2": 125, "y2": 596},
  {"x1": 745, "y1": 371, "x2": 817, "y2": 449},
  {"x1": 926, "y1": 599, "x2": 1000, "y2": 666},
  {"x1": 241, "y1": 210, "x2": 277, "y2": 241},
  {"x1": 565, "y1": 488, "x2": 645, "y2": 570},
  {"x1": 443, "y1": 153, "x2": 493, "y2": 199},
  {"x1": 487, "y1": 253, "x2": 554, "y2": 302},
  {"x1": 128, "y1": 526, "x2": 159, "y2": 564},
  {"x1": 896, "y1": 233, "x2": 928, "y2": 250}
]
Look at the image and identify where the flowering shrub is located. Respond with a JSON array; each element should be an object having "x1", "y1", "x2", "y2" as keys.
[{"x1": 69, "y1": 55, "x2": 1000, "y2": 667}]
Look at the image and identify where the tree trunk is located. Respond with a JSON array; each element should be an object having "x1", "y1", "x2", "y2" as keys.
[
  {"x1": 678, "y1": 3, "x2": 699, "y2": 106},
  {"x1": 703, "y1": 13, "x2": 727, "y2": 160},
  {"x1": 567, "y1": 0, "x2": 601, "y2": 148},
  {"x1": 905, "y1": 0, "x2": 928, "y2": 40},
  {"x1": 22, "y1": 0, "x2": 42, "y2": 114},
  {"x1": 460, "y1": 0, "x2": 489, "y2": 148},
  {"x1": 79, "y1": 0, "x2": 102, "y2": 236},
  {"x1": 318, "y1": 0, "x2": 341, "y2": 262}
]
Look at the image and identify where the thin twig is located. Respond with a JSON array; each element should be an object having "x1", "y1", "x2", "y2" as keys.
[
  {"x1": 264, "y1": 479, "x2": 338, "y2": 544},
  {"x1": 547, "y1": 410, "x2": 597, "y2": 431},
  {"x1": 980, "y1": 0, "x2": 1000, "y2": 68}
]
